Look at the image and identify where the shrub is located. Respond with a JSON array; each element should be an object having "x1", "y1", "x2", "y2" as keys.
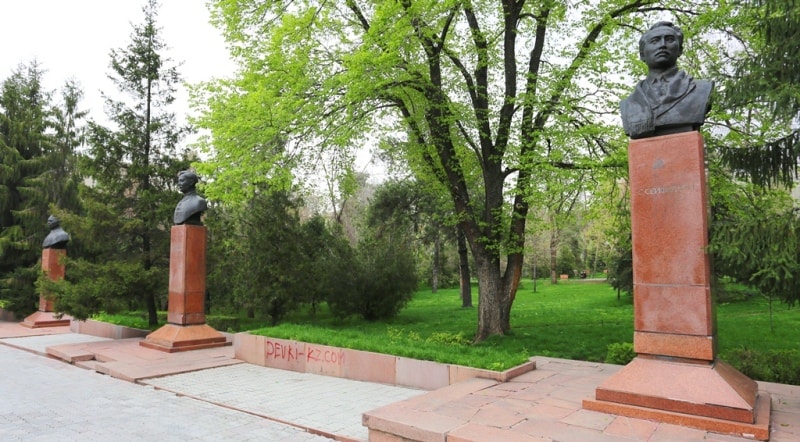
[
  {"x1": 206, "y1": 315, "x2": 240, "y2": 332},
  {"x1": 725, "y1": 347, "x2": 800, "y2": 385},
  {"x1": 39, "y1": 259, "x2": 156, "y2": 321},
  {"x1": 327, "y1": 229, "x2": 418, "y2": 321},
  {"x1": 605, "y1": 342, "x2": 636, "y2": 365}
]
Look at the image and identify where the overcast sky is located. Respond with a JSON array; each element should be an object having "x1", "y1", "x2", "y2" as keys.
[{"x1": 0, "y1": 0, "x2": 235, "y2": 143}]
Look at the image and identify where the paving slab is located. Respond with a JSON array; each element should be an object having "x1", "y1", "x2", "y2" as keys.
[
  {"x1": 2, "y1": 320, "x2": 798, "y2": 442},
  {"x1": 46, "y1": 336, "x2": 243, "y2": 382},
  {"x1": 143, "y1": 363, "x2": 425, "y2": 442},
  {"x1": 0, "y1": 329, "x2": 110, "y2": 355},
  {"x1": 0, "y1": 344, "x2": 331, "y2": 441},
  {"x1": 0, "y1": 320, "x2": 70, "y2": 338},
  {"x1": 364, "y1": 356, "x2": 800, "y2": 442}
]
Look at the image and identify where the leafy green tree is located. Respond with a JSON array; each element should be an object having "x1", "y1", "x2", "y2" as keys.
[
  {"x1": 540, "y1": 171, "x2": 585, "y2": 283},
  {"x1": 197, "y1": 0, "x2": 719, "y2": 340},
  {"x1": 69, "y1": 0, "x2": 190, "y2": 325},
  {"x1": 0, "y1": 62, "x2": 57, "y2": 313},
  {"x1": 597, "y1": 164, "x2": 632, "y2": 299},
  {"x1": 377, "y1": 140, "x2": 473, "y2": 303},
  {"x1": 609, "y1": 242, "x2": 633, "y2": 299},
  {"x1": 367, "y1": 179, "x2": 458, "y2": 292}
]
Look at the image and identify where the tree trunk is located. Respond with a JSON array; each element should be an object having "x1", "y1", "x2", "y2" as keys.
[
  {"x1": 146, "y1": 292, "x2": 158, "y2": 326},
  {"x1": 457, "y1": 228, "x2": 472, "y2": 307},
  {"x1": 144, "y1": 69, "x2": 156, "y2": 326},
  {"x1": 465, "y1": 213, "x2": 525, "y2": 340},
  {"x1": 143, "y1": 233, "x2": 158, "y2": 326},
  {"x1": 549, "y1": 227, "x2": 559, "y2": 284},
  {"x1": 431, "y1": 231, "x2": 441, "y2": 293},
  {"x1": 473, "y1": 253, "x2": 506, "y2": 341}
]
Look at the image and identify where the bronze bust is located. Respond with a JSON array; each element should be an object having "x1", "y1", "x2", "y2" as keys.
[
  {"x1": 43, "y1": 215, "x2": 70, "y2": 249},
  {"x1": 620, "y1": 21, "x2": 713, "y2": 139},
  {"x1": 173, "y1": 170, "x2": 207, "y2": 225}
]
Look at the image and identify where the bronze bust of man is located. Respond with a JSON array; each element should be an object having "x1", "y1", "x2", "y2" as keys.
[
  {"x1": 173, "y1": 170, "x2": 207, "y2": 225},
  {"x1": 620, "y1": 21, "x2": 713, "y2": 139},
  {"x1": 43, "y1": 215, "x2": 70, "y2": 249}
]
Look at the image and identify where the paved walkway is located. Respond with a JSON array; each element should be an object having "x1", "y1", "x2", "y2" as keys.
[
  {"x1": 365, "y1": 357, "x2": 799, "y2": 441},
  {"x1": 0, "y1": 345, "x2": 332, "y2": 441},
  {"x1": 0, "y1": 322, "x2": 424, "y2": 441},
  {"x1": 0, "y1": 320, "x2": 798, "y2": 441},
  {"x1": 144, "y1": 364, "x2": 423, "y2": 440}
]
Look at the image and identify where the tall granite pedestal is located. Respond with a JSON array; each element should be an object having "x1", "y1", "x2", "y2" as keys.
[
  {"x1": 140, "y1": 225, "x2": 228, "y2": 352},
  {"x1": 22, "y1": 248, "x2": 72, "y2": 328},
  {"x1": 583, "y1": 132, "x2": 770, "y2": 440}
]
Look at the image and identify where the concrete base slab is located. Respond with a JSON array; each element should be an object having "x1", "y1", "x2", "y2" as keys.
[
  {"x1": 21, "y1": 311, "x2": 71, "y2": 328},
  {"x1": 140, "y1": 323, "x2": 230, "y2": 352}
]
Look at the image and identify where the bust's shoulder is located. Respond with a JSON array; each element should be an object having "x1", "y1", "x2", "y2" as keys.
[
  {"x1": 181, "y1": 193, "x2": 207, "y2": 206},
  {"x1": 621, "y1": 80, "x2": 649, "y2": 108},
  {"x1": 43, "y1": 228, "x2": 70, "y2": 248},
  {"x1": 693, "y1": 78, "x2": 714, "y2": 94}
]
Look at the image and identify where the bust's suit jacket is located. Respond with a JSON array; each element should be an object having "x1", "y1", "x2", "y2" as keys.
[
  {"x1": 621, "y1": 69, "x2": 713, "y2": 139},
  {"x1": 174, "y1": 193, "x2": 207, "y2": 225}
]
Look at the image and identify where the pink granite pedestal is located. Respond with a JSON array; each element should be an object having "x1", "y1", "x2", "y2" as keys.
[
  {"x1": 583, "y1": 132, "x2": 770, "y2": 440},
  {"x1": 140, "y1": 225, "x2": 228, "y2": 352},
  {"x1": 22, "y1": 248, "x2": 72, "y2": 328}
]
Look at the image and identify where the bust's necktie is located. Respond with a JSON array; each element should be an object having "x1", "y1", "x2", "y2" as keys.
[{"x1": 657, "y1": 78, "x2": 666, "y2": 96}]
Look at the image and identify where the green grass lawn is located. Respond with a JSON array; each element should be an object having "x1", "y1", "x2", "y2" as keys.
[
  {"x1": 249, "y1": 278, "x2": 800, "y2": 374},
  {"x1": 91, "y1": 278, "x2": 800, "y2": 381}
]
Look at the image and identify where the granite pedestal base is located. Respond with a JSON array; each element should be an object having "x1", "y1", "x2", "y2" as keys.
[
  {"x1": 139, "y1": 323, "x2": 228, "y2": 353},
  {"x1": 583, "y1": 357, "x2": 770, "y2": 440},
  {"x1": 22, "y1": 248, "x2": 71, "y2": 328},
  {"x1": 141, "y1": 225, "x2": 228, "y2": 353},
  {"x1": 21, "y1": 311, "x2": 71, "y2": 328},
  {"x1": 584, "y1": 132, "x2": 770, "y2": 440}
]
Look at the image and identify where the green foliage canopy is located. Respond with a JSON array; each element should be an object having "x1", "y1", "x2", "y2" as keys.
[{"x1": 195, "y1": 0, "x2": 723, "y2": 340}]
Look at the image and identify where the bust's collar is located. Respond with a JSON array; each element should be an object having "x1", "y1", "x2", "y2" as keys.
[{"x1": 647, "y1": 66, "x2": 679, "y2": 84}]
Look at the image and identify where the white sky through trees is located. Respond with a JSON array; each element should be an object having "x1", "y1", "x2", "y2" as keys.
[{"x1": 0, "y1": 0, "x2": 235, "y2": 148}]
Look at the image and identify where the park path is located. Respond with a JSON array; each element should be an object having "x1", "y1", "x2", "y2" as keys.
[
  {"x1": 0, "y1": 344, "x2": 333, "y2": 441},
  {"x1": 0, "y1": 322, "x2": 424, "y2": 441},
  {"x1": 1, "y1": 321, "x2": 798, "y2": 441}
]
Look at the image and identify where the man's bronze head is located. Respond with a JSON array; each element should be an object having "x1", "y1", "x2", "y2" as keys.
[
  {"x1": 638, "y1": 21, "x2": 684, "y2": 70},
  {"x1": 178, "y1": 170, "x2": 199, "y2": 193},
  {"x1": 47, "y1": 215, "x2": 60, "y2": 230}
]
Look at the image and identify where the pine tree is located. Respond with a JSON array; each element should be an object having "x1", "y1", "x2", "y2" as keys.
[
  {"x1": 0, "y1": 61, "x2": 57, "y2": 313},
  {"x1": 47, "y1": 79, "x2": 87, "y2": 214},
  {"x1": 721, "y1": 0, "x2": 800, "y2": 186},
  {"x1": 79, "y1": 0, "x2": 190, "y2": 325}
]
